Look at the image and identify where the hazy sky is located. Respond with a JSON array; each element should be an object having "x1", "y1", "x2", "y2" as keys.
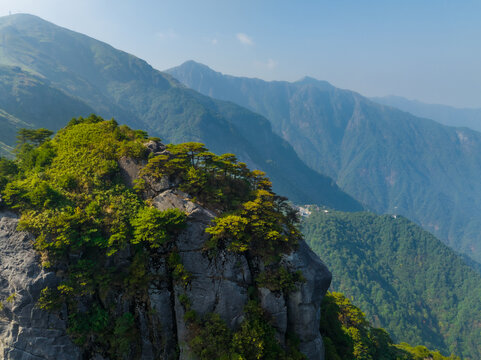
[{"x1": 1, "y1": 0, "x2": 480, "y2": 108}]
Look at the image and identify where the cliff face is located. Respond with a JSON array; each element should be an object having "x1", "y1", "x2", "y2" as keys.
[
  {"x1": 0, "y1": 212, "x2": 82, "y2": 359},
  {"x1": 0, "y1": 141, "x2": 331, "y2": 359},
  {"x1": 146, "y1": 187, "x2": 331, "y2": 359}
]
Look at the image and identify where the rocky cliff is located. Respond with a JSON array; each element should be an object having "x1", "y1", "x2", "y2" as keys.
[
  {"x1": 0, "y1": 212, "x2": 82, "y2": 359},
  {"x1": 0, "y1": 117, "x2": 331, "y2": 359}
]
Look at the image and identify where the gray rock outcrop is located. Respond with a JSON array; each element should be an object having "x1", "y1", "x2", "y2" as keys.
[
  {"x1": 0, "y1": 212, "x2": 82, "y2": 360},
  {"x1": 146, "y1": 183, "x2": 332, "y2": 360}
]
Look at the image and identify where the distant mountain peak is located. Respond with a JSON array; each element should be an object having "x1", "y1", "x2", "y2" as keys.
[
  {"x1": 1, "y1": 12, "x2": 41, "y2": 20},
  {"x1": 0, "y1": 12, "x2": 51, "y2": 26},
  {"x1": 180, "y1": 59, "x2": 212, "y2": 69},
  {"x1": 171, "y1": 60, "x2": 238, "y2": 81},
  {"x1": 295, "y1": 76, "x2": 334, "y2": 90},
  {"x1": 371, "y1": 95, "x2": 481, "y2": 132}
]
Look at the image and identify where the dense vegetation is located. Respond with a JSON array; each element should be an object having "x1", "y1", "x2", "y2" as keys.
[
  {"x1": 321, "y1": 292, "x2": 461, "y2": 360},
  {"x1": 184, "y1": 300, "x2": 306, "y2": 360},
  {"x1": 0, "y1": 13, "x2": 362, "y2": 211},
  {"x1": 0, "y1": 115, "x2": 308, "y2": 358},
  {"x1": 0, "y1": 116, "x2": 191, "y2": 356},
  {"x1": 168, "y1": 60, "x2": 481, "y2": 264},
  {"x1": 302, "y1": 210, "x2": 481, "y2": 359}
]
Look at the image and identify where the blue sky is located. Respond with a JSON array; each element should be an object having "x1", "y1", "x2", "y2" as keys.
[{"x1": 1, "y1": 0, "x2": 480, "y2": 107}]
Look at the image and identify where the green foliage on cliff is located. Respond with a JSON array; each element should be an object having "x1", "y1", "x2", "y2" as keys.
[
  {"x1": 132, "y1": 207, "x2": 186, "y2": 248},
  {"x1": 138, "y1": 142, "x2": 254, "y2": 211},
  {"x1": 0, "y1": 115, "x2": 308, "y2": 358},
  {"x1": 205, "y1": 188, "x2": 300, "y2": 258},
  {"x1": 187, "y1": 301, "x2": 305, "y2": 360},
  {"x1": 140, "y1": 138, "x2": 304, "y2": 293},
  {"x1": 302, "y1": 210, "x2": 481, "y2": 359},
  {"x1": 0, "y1": 116, "x2": 189, "y2": 357},
  {"x1": 321, "y1": 292, "x2": 461, "y2": 360}
]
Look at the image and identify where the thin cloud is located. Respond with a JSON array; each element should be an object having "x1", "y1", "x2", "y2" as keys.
[
  {"x1": 255, "y1": 59, "x2": 278, "y2": 70},
  {"x1": 156, "y1": 29, "x2": 178, "y2": 40},
  {"x1": 211, "y1": 38, "x2": 218, "y2": 45},
  {"x1": 266, "y1": 59, "x2": 277, "y2": 69},
  {"x1": 236, "y1": 33, "x2": 253, "y2": 46}
]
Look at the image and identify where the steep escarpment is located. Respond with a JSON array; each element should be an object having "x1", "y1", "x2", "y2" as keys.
[{"x1": 0, "y1": 115, "x2": 331, "y2": 359}]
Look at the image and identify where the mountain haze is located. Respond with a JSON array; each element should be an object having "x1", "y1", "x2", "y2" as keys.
[
  {"x1": 167, "y1": 60, "x2": 481, "y2": 263},
  {"x1": 371, "y1": 95, "x2": 481, "y2": 132},
  {"x1": 0, "y1": 14, "x2": 362, "y2": 211}
]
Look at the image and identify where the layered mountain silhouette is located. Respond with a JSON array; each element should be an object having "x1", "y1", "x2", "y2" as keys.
[
  {"x1": 372, "y1": 95, "x2": 481, "y2": 132},
  {"x1": 0, "y1": 14, "x2": 362, "y2": 211},
  {"x1": 167, "y1": 60, "x2": 481, "y2": 263}
]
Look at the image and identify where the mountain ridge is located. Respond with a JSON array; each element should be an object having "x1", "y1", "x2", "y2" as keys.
[
  {"x1": 167, "y1": 60, "x2": 481, "y2": 263},
  {"x1": 371, "y1": 95, "x2": 481, "y2": 132},
  {"x1": 0, "y1": 13, "x2": 362, "y2": 212}
]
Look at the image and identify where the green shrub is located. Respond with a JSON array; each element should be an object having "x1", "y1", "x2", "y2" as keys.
[
  {"x1": 205, "y1": 189, "x2": 300, "y2": 261},
  {"x1": 139, "y1": 142, "x2": 254, "y2": 211},
  {"x1": 110, "y1": 312, "x2": 137, "y2": 356},
  {"x1": 189, "y1": 313, "x2": 233, "y2": 360},
  {"x1": 188, "y1": 301, "x2": 305, "y2": 360},
  {"x1": 68, "y1": 305, "x2": 109, "y2": 346},
  {"x1": 256, "y1": 267, "x2": 304, "y2": 293},
  {"x1": 131, "y1": 207, "x2": 186, "y2": 248}
]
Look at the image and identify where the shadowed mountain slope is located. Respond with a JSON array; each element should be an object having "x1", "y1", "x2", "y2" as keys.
[{"x1": 0, "y1": 64, "x2": 94, "y2": 155}]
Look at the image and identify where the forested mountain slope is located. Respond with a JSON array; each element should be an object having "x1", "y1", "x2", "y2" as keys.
[
  {"x1": 167, "y1": 60, "x2": 481, "y2": 263},
  {"x1": 320, "y1": 292, "x2": 461, "y2": 360},
  {"x1": 0, "y1": 65, "x2": 93, "y2": 156},
  {"x1": 371, "y1": 95, "x2": 481, "y2": 132},
  {"x1": 301, "y1": 210, "x2": 481, "y2": 359},
  {"x1": 0, "y1": 14, "x2": 361, "y2": 211}
]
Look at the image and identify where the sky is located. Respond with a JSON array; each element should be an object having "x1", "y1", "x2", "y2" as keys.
[{"x1": 0, "y1": 0, "x2": 480, "y2": 108}]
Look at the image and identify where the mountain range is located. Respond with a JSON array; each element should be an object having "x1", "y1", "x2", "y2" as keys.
[
  {"x1": 0, "y1": 13, "x2": 361, "y2": 212},
  {"x1": 167, "y1": 60, "x2": 481, "y2": 264}
]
